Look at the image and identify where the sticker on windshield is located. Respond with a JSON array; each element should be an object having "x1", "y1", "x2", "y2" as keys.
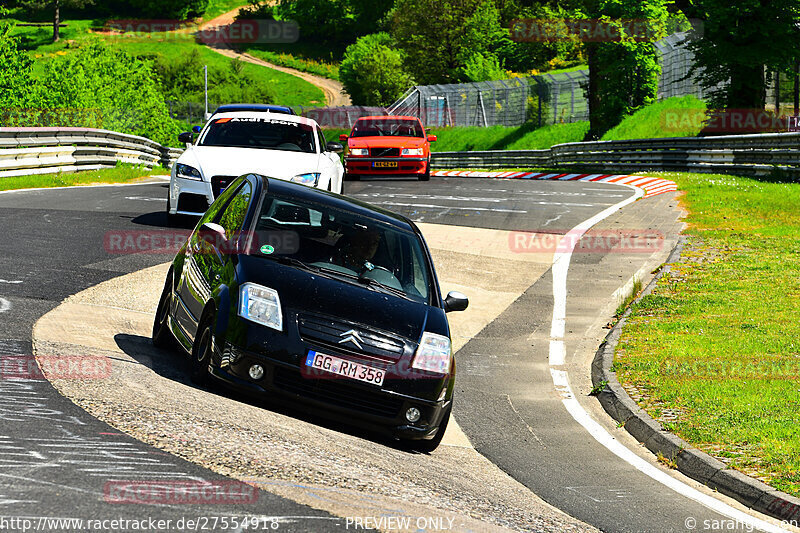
[{"x1": 260, "y1": 244, "x2": 275, "y2": 254}]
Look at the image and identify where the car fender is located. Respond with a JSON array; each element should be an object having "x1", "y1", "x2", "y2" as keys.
[{"x1": 214, "y1": 284, "x2": 231, "y2": 337}]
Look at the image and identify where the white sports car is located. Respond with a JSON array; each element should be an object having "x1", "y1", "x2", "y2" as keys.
[{"x1": 168, "y1": 110, "x2": 344, "y2": 222}]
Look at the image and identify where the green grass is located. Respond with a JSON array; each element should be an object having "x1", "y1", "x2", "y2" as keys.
[
  {"x1": 601, "y1": 96, "x2": 708, "y2": 140},
  {"x1": 242, "y1": 47, "x2": 340, "y2": 80},
  {"x1": 202, "y1": 0, "x2": 249, "y2": 22},
  {"x1": 615, "y1": 172, "x2": 800, "y2": 495},
  {"x1": 324, "y1": 122, "x2": 589, "y2": 152},
  {"x1": 104, "y1": 34, "x2": 325, "y2": 107},
  {"x1": 0, "y1": 164, "x2": 168, "y2": 192},
  {"x1": 10, "y1": 18, "x2": 326, "y2": 107}
]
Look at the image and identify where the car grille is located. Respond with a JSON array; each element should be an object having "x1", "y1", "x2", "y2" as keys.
[
  {"x1": 211, "y1": 175, "x2": 237, "y2": 198},
  {"x1": 273, "y1": 367, "x2": 404, "y2": 419},
  {"x1": 297, "y1": 314, "x2": 406, "y2": 363},
  {"x1": 370, "y1": 147, "x2": 399, "y2": 157}
]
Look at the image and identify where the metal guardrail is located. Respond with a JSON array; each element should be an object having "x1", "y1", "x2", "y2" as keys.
[
  {"x1": 431, "y1": 132, "x2": 800, "y2": 177},
  {"x1": 4, "y1": 127, "x2": 799, "y2": 180},
  {"x1": 0, "y1": 127, "x2": 178, "y2": 178}
]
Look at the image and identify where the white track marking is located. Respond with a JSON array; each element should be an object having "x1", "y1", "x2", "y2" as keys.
[
  {"x1": 0, "y1": 299, "x2": 10, "y2": 314},
  {"x1": 547, "y1": 185, "x2": 788, "y2": 533},
  {"x1": 0, "y1": 280, "x2": 22, "y2": 284}
]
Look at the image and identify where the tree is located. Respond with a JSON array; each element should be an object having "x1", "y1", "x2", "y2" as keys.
[
  {"x1": 339, "y1": 32, "x2": 414, "y2": 105},
  {"x1": 390, "y1": 0, "x2": 511, "y2": 84},
  {"x1": 276, "y1": 0, "x2": 354, "y2": 44},
  {"x1": 14, "y1": 0, "x2": 94, "y2": 43},
  {"x1": 583, "y1": 0, "x2": 669, "y2": 139},
  {"x1": 685, "y1": 0, "x2": 800, "y2": 109}
]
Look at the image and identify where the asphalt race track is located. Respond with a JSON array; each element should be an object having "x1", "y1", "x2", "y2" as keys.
[{"x1": 0, "y1": 177, "x2": 783, "y2": 532}]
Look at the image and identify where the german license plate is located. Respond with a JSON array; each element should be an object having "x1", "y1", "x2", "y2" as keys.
[
  {"x1": 372, "y1": 161, "x2": 398, "y2": 168},
  {"x1": 305, "y1": 351, "x2": 385, "y2": 386}
]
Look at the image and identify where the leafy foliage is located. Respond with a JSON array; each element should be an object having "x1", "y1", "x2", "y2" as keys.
[
  {"x1": 340, "y1": 32, "x2": 413, "y2": 105},
  {"x1": 584, "y1": 0, "x2": 669, "y2": 139},
  {"x1": 0, "y1": 18, "x2": 37, "y2": 111},
  {"x1": 150, "y1": 47, "x2": 276, "y2": 109},
  {"x1": 686, "y1": 0, "x2": 800, "y2": 109},
  {"x1": 122, "y1": 0, "x2": 208, "y2": 19},
  {"x1": 1, "y1": 39, "x2": 179, "y2": 145}
]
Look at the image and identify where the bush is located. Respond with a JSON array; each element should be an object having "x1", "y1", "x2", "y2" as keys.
[
  {"x1": 340, "y1": 33, "x2": 413, "y2": 106},
  {"x1": 0, "y1": 20, "x2": 37, "y2": 112},
  {"x1": 152, "y1": 48, "x2": 276, "y2": 108},
  {"x1": 34, "y1": 41, "x2": 180, "y2": 145}
]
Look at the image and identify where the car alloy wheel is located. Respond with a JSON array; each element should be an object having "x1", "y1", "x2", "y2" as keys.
[{"x1": 191, "y1": 312, "x2": 215, "y2": 386}]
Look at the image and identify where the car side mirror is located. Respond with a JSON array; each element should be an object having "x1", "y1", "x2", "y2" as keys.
[
  {"x1": 427, "y1": 134, "x2": 437, "y2": 142},
  {"x1": 339, "y1": 134, "x2": 349, "y2": 142},
  {"x1": 192, "y1": 125, "x2": 202, "y2": 134},
  {"x1": 443, "y1": 291, "x2": 468, "y2": 312},
  {"x1": 199, "y1": 222, "x2": 227, "y2": 244},
  {"x1": 178, "y1": 132, "x2": 194, "y2": 144},
  {"x1": 326, "y1": 142, "x2": 344, "y2": 153}
]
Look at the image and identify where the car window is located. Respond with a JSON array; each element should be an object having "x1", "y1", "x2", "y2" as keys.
[
  {"x1": 198, "y1": 117, "x2": 316, "y2": 153},
  {"x1": 252, "y1": 193, "x2": 431, "y2": 303},
  {"x1": 350, "y1": 119, "x2": 424, "y2": 138},
  {"x1": 218, "y1": 181, "x2": 253, "y2": 240}
]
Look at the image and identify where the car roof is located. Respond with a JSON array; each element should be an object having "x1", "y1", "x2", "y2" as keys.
[
  {"x1": 208, "y1": 111, "x2": 319, "y2": 128},
  {"x1": 255, "y1": 176, "x2": 416, "y2": 232},
  {"x1": 213, "y1": 103, "x2": 295, "y2": 115}
]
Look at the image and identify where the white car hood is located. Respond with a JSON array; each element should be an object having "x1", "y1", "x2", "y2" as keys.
[{"x1": 181, "y1": 146, "x2": 321, "y2": 181}]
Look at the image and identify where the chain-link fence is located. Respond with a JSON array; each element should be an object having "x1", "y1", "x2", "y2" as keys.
[{"x1": 386, "y1": 32, "x2": 710, "y2": 128}]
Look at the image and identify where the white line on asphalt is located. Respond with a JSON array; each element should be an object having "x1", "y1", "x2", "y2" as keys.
[
  {"x1": 378, "y1": 202, "x2": 527, "y2": 213},
  {"x1": 0, "y1": 180, "x2": 168, "y2": 196},
  {"x1": 0, "y1": 299, "x2": 10, "y2": 313},
  {"x1": 547, "y1": 186, "x2": 788, "y2": 533},
  {"x1": 124, "y1": 196, "x2": 166, "y2": 202},
  {"x1": 0, "y1": 280, "x2": 22, "y2": 284}
]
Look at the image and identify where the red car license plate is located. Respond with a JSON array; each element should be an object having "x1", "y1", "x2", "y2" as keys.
[{"x1": 372, "y1": 161, "x2": 398, "y2": 168}]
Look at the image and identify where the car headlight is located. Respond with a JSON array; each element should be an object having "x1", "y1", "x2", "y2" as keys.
[
  {"x1": 349, "y1": 148, "x2": 368, "y2": 156},
  {"x1": 401, "y1": 148, "x2": 424, "y2": 156},
  {"x1": 176, "y1": 163, "x2": 202, "y2": 180},
  {"x1": 412, "y1": 332, "x2": 452, "y2": 374},
  {"x1": 290, "y1": 172, "x2": 321, "y2": 187},
  {"x1": 238, "y1": 283, "x2": 283, "y2": 331}
]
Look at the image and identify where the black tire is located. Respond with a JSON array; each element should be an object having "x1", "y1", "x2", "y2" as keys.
[
  {"x1": 152, "y1": 272, "x2": 174, "y2": 349},
  {"x1": 190, "y1": 310, "x2": 216, "y2": 386},
  {"x1": 419, "y1": 164, "x2": 431, "y2": 181},
  {"x1": 404, "y1": 403, "x2": 451, "y2": 453}
]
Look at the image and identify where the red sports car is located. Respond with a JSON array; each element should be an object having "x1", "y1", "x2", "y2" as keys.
[{"x1": 340, "y1": 116, "x2": 437, "y2": 181}]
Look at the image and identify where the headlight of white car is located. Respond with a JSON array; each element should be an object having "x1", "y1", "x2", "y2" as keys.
[
  {"x1": 401, "y1": 148, "x2": 424, "y2": 156},
  {"x1": 412, "y1": 332, "x2": 452, "y2": 374},
  {"x1": 176, "y1": 163, "x2": 202, "y2": 180},
  {"x1": 349, "y1": 148, "x2": 368, "y2": 156},
  {"x1": 238, "y1": 283, "x2": 283, "y2": 331},
  {"x1": 290, "y1": 173, "x2": 321, "y2": 187}
]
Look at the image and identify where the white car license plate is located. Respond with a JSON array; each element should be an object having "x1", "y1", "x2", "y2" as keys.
[{"x1": 305, "y1": 351, "x2": 385, "y2": 386}]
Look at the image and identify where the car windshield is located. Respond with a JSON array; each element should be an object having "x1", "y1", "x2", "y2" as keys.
[
  {"x1": 199, "y1": 117, "x2": 316, "y2": 153},
  {"x1": 250, "y1": 193, "x2": 432, "y2": 303},
  {"x1": 350, "y1": 119, "x2": 424, "y2": 138}
]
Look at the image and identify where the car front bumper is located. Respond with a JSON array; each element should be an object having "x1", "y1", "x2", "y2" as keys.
[
  {"x1": 210, "y1": 341, "x2": 452, "y2": 440},
  {"x1": 169, "y1": 175, "x2": 214, "y2": 216},
  {"x1": 345, "y1": 157, "x2": 428, "y2": 176}
]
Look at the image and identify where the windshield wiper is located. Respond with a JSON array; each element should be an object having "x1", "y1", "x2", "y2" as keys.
[
  {"x1": 272, "y1": 256, "x2": 320, "y2": 273},
  {"x1": 313, "y1": 266, "x2": 412, "y2": 300}
]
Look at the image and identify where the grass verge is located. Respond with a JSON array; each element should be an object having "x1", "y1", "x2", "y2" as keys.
[
  {"x1": 614, "y1": 171, "x2": 800, "y2": 496},
  {"x1": 0, "y1": 164, "x2": 168, "y2": 192},
  {"x1": 601, "y1": 96, "x2": 707, "y2": 140}
]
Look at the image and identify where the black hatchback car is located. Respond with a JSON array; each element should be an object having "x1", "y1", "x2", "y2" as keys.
[{"x1": 153, "y1": 174, "x2": 468, "y2": 451}]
